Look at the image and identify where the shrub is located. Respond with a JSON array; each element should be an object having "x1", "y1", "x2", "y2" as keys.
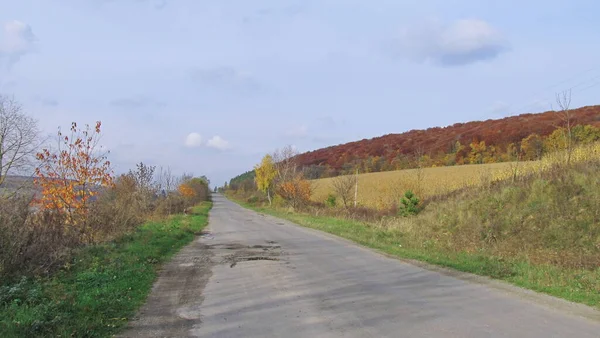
[
  {"x1": 398, "y1": 190, "x2": 421, "y2": 216},
  {"x1": 272, "y1": 194, "x2": 286, "y2": 208},
  {"x1": 0, "y1": 196, "x2": 74, "y2": 277},
  {"x1": 154, "y1": 193, "x2": 187, "y2": 216},
  {"x1": 277, "y1": 176, "x2": 312, "y2": 209},
  {"x1": 325, "y1": 194, "x2": 337, "y2": 207}
]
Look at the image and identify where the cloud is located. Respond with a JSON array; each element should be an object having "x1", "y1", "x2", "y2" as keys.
[
  {"x1": 184, "y1": 132, "x2": 202, "y2": 148},
  {"x1": 388, "y1": 18, "x2": 509, "y2": 67},
  {"x1": 285, "y1": 125, "x2": 308, "y2": 138},
  {"x1": 0, "y1": 20, "x2": 37, "y2": 68},
  {"x1": 110, "y1": 96, "x2": 166, "y2": 109},
  {"x1": 206, "y1": 136, "x2": 231, "y2": 150},
  {"x1": 190, "y1": 67, "x2": 260, "y2": 91}
]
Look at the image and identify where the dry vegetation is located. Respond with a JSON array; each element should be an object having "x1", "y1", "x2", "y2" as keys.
[
  {"x1": 311, "y1": 142, "x2": 600, "y2": 210},
  {"x1": 311, "y1": 162, "x2": 522, "y2": 209},
  {"x1": 0, "y1": 97, "x2": 212, "y2": 279}
]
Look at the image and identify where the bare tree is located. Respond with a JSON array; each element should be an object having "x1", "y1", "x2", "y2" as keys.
[
  {"x1": 156, "y1": 166, "x2": 176, "y2": 194},
  {"x1": 554, "y1": 89, "x2": 574, "y2": 165},
  {"x1": 177, "y1": 172, "x2": 194, "y2": 187},
  {"x1": 129, "y1": 162, "x2": 156, "y2": 192},
  {"x1": 331, "y1": 173, "x2": 357, "y2": 208},
  {"x1": 0, "y1": 95, "x2": 39, "y2": 187},
  {"x1": 272, "y1": 145, "x2": 299, "y2": 185}
]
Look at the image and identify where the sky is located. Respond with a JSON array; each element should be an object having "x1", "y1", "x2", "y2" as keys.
[{"x1": 1, "y1": 0, "x2": 600, "y2": 186}]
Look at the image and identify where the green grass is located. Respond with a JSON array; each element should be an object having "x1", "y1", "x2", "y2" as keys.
[
  {"x1": 232, "y1": 200, "x2": 600, "y2": 309},
  {"x1": 0, "y1": 202, "x2": 212, "y2": 338}
]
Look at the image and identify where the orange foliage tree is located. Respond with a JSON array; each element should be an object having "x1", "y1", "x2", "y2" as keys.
[
  {"x1": 35, "y1": 121, "x2": 113, "y2": 224},
  {"x1": 178, "y1": 184, "x2": 195, "y2": 198},
  {"x1": 277, "y1": 175, "x2": 312, "y2": 209},
  {"x1": 177, "y1": 177, "x2": 209, "y2": 205}
]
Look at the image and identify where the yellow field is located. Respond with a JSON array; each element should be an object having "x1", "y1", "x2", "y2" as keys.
[
  {"x1": 311, "y1": 142, "x2": 600, "y2": 209},
  {"x1": 311, "y1": 162, "x2": 519, "y2": 209}
]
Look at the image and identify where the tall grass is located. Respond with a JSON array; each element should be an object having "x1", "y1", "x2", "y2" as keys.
[{"x1": 0, "y1": 202, "x2": 212, "y2": 338}]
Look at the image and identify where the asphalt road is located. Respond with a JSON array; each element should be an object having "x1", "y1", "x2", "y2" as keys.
[{"x1": 122, "y1": 194, "x2": 600, "y2": 337}]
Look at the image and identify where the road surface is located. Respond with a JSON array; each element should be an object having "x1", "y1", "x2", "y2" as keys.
[{"x1": 121, "y1": 194, "x2": 600, "y2": 337}]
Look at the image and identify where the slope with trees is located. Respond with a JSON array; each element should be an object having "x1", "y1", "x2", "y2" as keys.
[{"x1": 295, "y1": 105, "x2": 600, "y2": 175}]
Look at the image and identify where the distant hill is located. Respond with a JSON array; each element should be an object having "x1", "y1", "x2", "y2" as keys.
[
  {"x1": 0, "y1": 175, "x2": 36, "y2": 189},
  {"x1": 0, "y1": 176, "x2": 105, "y2": 200},
  {"x1": 295, "y1": 105, "x2": 600, "y2": 172}
]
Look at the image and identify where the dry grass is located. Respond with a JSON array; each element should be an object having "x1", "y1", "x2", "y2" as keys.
[
  {"x1": 312, "y1": 142, "x2": 600, "y2": 210},
  {"x1": 311, "y1": 162, "x2": 522, "y2": 209}
]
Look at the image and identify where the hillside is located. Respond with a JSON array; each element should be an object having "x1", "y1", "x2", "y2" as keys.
[
  {"x1": 295, "y1": 105, "x2": 600, "y2": 171},
  {"x1": 0, "y1": 176, "x2": 36, "y2": 195}
]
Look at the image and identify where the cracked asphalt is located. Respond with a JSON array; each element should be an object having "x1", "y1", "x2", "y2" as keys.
[{"x1": 121, "y1": 194, "x2": 600, "y2": 337}]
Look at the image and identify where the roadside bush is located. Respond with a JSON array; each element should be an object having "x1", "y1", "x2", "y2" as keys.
[
  {"x1": 325, "y1": 194, "x2": 337, "y2": 207},
  {"x1": 271, "y1": 194, "x2": 286, "y2": 208},
  {"x1": 154, "y1": 193, "x2": 187, "y2": 216},
  {"x1": 277, "y1": 176, "x2": 313, "y2": 209},
  {"x1": 0, "y1": 196, "x2": 74, "y2": 277}
]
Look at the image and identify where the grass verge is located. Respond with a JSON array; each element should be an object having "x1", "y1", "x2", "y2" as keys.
[
  {"x1": 0, "y1": 202, "x2": 212, "y2": 338},
  {"x1": 231, "y1": 199, "x2": 599, "y2": 309}
]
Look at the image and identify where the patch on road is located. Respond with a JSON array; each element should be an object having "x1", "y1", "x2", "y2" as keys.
[
  {"x1": 121, "y1": 238, "x2": 286, "y2": 337},
  {"x1": 212, "y1": 241, "x2": 283, "y2": 268}
]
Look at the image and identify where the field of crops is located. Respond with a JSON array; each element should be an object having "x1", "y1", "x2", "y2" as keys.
[
  {"x1": 311, "y1": 142, "x2": 600, "y2": 209},
  {"x1": 311, "y1": 162, "x2": 519, "y2": 209}
]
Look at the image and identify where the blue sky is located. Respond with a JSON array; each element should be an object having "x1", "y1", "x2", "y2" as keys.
[{"x1": 1, "y1": 0, "x2": 600, "y2": 186}]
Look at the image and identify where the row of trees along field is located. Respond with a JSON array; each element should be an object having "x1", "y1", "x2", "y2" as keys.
[
  {"x1": 0, "y1": 95, "x2": 210, "y2": 278},
  {"x1": 298, "y1": 122, "x2": 600, "y2": 179},
  {"x1": 223, "y1": 145, "x2": 314, "y2": 209},
  {"x1": 292, "y1": 100, "x2": 600, "y2": 178}
]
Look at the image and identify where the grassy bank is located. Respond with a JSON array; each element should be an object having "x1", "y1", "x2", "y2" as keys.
[
  {"x1": 0, "y1": 202, "x2": 212, "y2": 338},
  {"x1": 229, "y1": 165, "x2": 600, "y2": 309}
]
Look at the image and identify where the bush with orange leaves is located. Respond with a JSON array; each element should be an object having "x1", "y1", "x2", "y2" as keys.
[
  {"x1": 276, "y1": 175, "x2": 312, "y2": 209},
  {"x1": 177, "y1": 177, "x2": 210, "y2": 206},
  {"x1": 35, "y1": 121, "x2": 113, "y2": 229}
]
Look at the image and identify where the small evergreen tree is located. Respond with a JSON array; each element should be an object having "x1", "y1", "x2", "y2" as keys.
[{"x1": 398, "y1": 190, "x2": 420, "y2": 216}]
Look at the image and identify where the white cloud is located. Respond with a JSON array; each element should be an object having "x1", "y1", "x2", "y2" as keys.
[
  {"x1": 206, "y1": 135, "x2": 231, "y2": 150},
  {"x1": 0, "y1": 20, "x2": 37, "y2": 68},
  {"x1": 184, "y1": 132, "x2": 202, "y2": 147},
  {"x1": 389, "y1": 18, "x2": 509, "y2": 67}
]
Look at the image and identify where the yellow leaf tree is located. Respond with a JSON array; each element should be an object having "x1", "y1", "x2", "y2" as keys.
[{"x1": 254, "y1": 154, "x2": 277, "y2": 205}]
